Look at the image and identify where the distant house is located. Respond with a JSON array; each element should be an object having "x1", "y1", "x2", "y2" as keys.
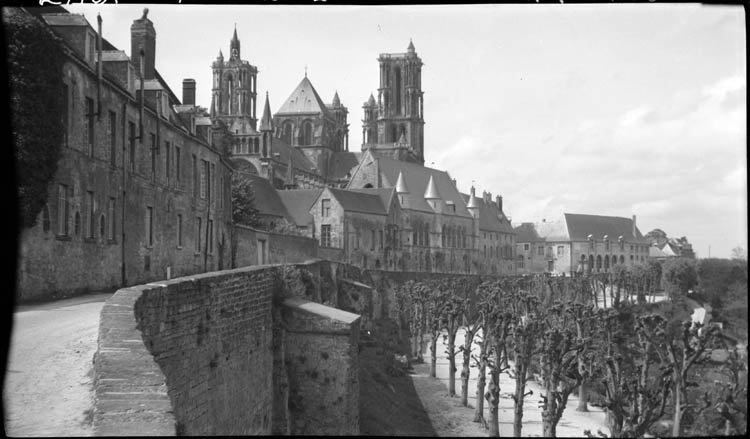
[
  {"x1": 278, "y1": 189, "x2": 323, "y2": 237},
  {"x1": 514, "y1": 213, "x2": 651, "y2": 275}
]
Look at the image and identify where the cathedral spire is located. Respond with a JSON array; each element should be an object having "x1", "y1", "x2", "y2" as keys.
[
  {"x1": 230, "y1": 25, "x2": 240, "y2": 59},
  {"x1": 260, "y1": 91, "x2": 273, "y2": 132},
  {"x1": 332, "y1": 90, "x2": 341, "y2": 107},
  {"x1": 407, "y1": 38, "x2": 415, "y2": 53}
]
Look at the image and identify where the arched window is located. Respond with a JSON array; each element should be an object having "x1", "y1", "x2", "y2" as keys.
[
  {"x1": 254, "y1": 138, "x2": 259, "y2": 154},
  {"x1": 588, "y1": 255, "x2": 594, "y2": 273},
  {"x1": 99, "y1": 214, "x2": 106, "y2": 238},
  {"x1": 604, "y1": 255, "x2": 610, "y2": 271},
  {"x1": 394, "y1": 67, "x2": 402, "y2": 114},
  {"x1": 282, "y1": 121, "x2": 293, "y2": 145},
  {"x1": 42, "y1": 205, "x2": 50, "y2": 232},
  {"x1": 596, "y1": 255, "x2": 602, "y2": 271},
  {"x1": 390, "y1": 125, "x2": 398, "y2": 143},
  {"x1": 620, "y1": 255, "x2": 625, "y2": 264},
  {"x1": 300, "y1": 121, "x2": 313, "y2": 145},
  {"x1": 442, "y1": 225, "x2": 446, "y2": 247}
]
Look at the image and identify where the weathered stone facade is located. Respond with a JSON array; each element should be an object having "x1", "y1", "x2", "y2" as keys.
[{"x1": 15, "y1": 8, "x2": 233, "y2": 301}]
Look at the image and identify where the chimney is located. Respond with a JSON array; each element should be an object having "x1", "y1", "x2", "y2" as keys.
[
  {"x1": 131, "y1": 8, "x2": 156, "y2": 80},
  {"x1": 496, "y1": 195, "x2": 503, "y2": 212},
  {"x1": 182, "y1": 79, "x2": 196, "y2": 106},
  {"x1": 632, "y1": 214, "x2": 637, "y2": 238}
]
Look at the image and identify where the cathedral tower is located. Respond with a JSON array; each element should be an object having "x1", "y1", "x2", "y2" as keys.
[
  {"x1": 366, "y1": 39, "x2": 424, "y2": 165},
  {"x1": 211, "y1": 27, "x2": 259, "y2": 152}
]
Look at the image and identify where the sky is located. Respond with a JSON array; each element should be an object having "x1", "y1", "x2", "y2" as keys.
[{"x1": 65, "y1": 3, "x2": 746, "y2": 259}]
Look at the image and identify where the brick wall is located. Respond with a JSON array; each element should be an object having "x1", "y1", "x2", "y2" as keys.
[{"x1": 94, "y1": 262, "x2": 360, "y2": 436}]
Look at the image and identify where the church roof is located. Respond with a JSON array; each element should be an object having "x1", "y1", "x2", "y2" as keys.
[
  {"x1": 349, "y1": 188, "x2": 396, "y2": 213},
  {"x1": 328, "y1": 188, "x2": 389, "y2": 216},
  {"x1": 368, "y1": 154, "x2": 472, "y2": 217},
  {"x1": 460, "y1": 193, "x2": 514, "y2": 233},
  {"x1": 278, "y1": 189, "x2": 322, "y2": 227},
  {"x1": 326, "y1": 151, "x2": 361, "y2": 181},
  {"x1": 276, "y1": 76, "x2": 330, "y2": 116},
  {"x1": 270, "y1": 137, "x2": 317, "y2": 174}
]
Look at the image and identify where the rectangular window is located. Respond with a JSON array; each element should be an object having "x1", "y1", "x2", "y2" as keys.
[
  {"x1": 175, "y1": 146, "x2": 181, "y2": 181},
  {"x1": 109, "y1": 110, "x2": 117, "y2": 167},
  {"x1": 107, "y1": 197, "x2": 115, "y2": 241},
  {"x1": 524, "y1": 243, "x2": 530, "y2": 251},
  {"x1": 86, "y1": 97, "x2": 95, "y2": 156},
  {"x1": 321, "y1": 224, "x2": 331, "y2": 247},
  {"x1": 177, "y1": 214, "x2": 183, "y2": 247},
  {"x1": 219, "y1": 176, "x2": 224, "y2": 208},
  {"x1": 192, "y1": 155, "x2": 198, "y2": 198},
  {"x1": 321, "y1": 199, "x2": 330, "y2": 218},
  {"x1": 146, "y1": 206, "x2": 153, "y2": 247},
  {"x1": 165, "y1": 141, "x2": 171, "y2": 181},
  {"x1": 557, "y1": 245, "x2": 564, "y2": 256},
  {"x1": 150, "y1": 133, "x2": 157, "y2": 180},
  {"x1": 195, "y1": 217, "x2": 202, "y2": 252},
  {"x1": 62, "y1": 84, "x2": 69, "y2": 146},
  {"x1": 371, "y1": 230, "x2": 375, "y2": 251},
  {"x1": 86, "y1": 191, "x2": 94, "y2": 238},
  {"x1": 200, "y1": 160, "x2": 207, "y2": 199},
  {"x1": 210, "y1": 163, "x2": 216, "y2": 204},
  {"x1": 128, "y1": 121, "x2": 136, "y2": 172},
  {"x1": 537, "y1": 246, "x2": 544, "y2": 256},
  {"x1": 208, "y1": 219, "x2": 213, "y2": 253},
  {"x1": 379, "y1": 230, "x2": 384, "y2": 249},
  {"x1": 57, "y1": 184, "x2": 68, "y2": 236}
]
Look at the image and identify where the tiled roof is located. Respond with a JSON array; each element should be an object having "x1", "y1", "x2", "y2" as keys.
[
  {"x1": 276, "y1": 76, "x2": 329, "y2": 116},
  {"x1": 328, "y1": 188, "x2": 389, "y2": 216},
  {"x1": 100, "y1": 50, "x2": 129, "y2": 62},
  {"x1": 471, "y1": 196, "x2": 514, "y2": 233},
  {"x1": 348, "y1": 188, "x2": 396, "y2": 213},
  {"x1": 241, "y1": 173, "x2": 292, "y2": 220},
  {"x1": 270, "y1": 137, "x2": 317, "y2": 173},
  {"x1": 564, "y1": 213, "x2": 648, "y2": 243},
  {"x1": 325, "y1": 151, "x2": 361, "y2": 181},
  {"x1": 278, "y1": 189, "x2": 322, "y2": 227},
  {"x1": 41, "y1": 13, "x2": 88, "y2": 26},
  {"x1": 514, "y1": 223, "x2": 546, "y2": 243},
  {"x1": 373, "y1": 154, "x2": 471, "y2": 217}
]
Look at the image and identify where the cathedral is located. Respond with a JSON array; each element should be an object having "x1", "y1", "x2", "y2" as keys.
[{"x1": 213, "y1": 30, "x2": 517, "y2": 275}]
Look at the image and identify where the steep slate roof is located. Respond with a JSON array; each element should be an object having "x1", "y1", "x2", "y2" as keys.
[
  {"x1": 241, "y1": 173, "x2": 293, "y2": 221},
  {"x1": 373, "y1": 155, "x2": 471, "y2": 217},
  {"x1": 460, "y1": 194, "x2": 514, "y2": 233},
  {"x1": 564, "y1": 213, "x2": 648, "y2": 243},
  {"x1": 276, "y1": 76, "x2": 329, "y2": 115},
  {"x1": 278, "y1": 189, "x2": 322, "y2": 227},
  {"x1": 349, "y1": 188, "x2": 396, "y2": 213},
  {"x1": 514, "y1": 223, "x2": 546, "y2": 243},
  {"x1": 326, "y1": 151, "x2": 361, "y2": 181},
  {"x1": 328, "y1": 188, "x2": 389, "y2": 216},
  {"x1": 270, "y1": 137, "x2": 317, "y2": 173}
]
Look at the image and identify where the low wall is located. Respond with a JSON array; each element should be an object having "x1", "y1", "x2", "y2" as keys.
[
  {"x1": 94, "y1": 262, "x2": 360, "y2": 436},
  {"x1": 233, "y1": 225, "x2": 318, "y2": 268}
]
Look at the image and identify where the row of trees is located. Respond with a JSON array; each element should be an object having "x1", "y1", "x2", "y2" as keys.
[{"x1": 395, "y1": 267, "x2": 746, "y2": 437}]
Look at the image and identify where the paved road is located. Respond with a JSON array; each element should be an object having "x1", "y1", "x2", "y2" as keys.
[{"x1": 3, "y1": 293, "x2": 111, "y2": 437}]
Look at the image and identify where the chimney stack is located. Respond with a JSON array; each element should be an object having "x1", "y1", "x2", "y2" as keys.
[
  {"x1": 182, "y1": 79, "x2": 196, "y2": 106},
  {"x1": 496, "y1": 195, "x2": 503, "y2": 212},
  {"x1": 632, "y1": 214, "x2": 637, "y2": 238},
  {"x1": 131, "y1": 8, "x2": 156, "y2": 80}
]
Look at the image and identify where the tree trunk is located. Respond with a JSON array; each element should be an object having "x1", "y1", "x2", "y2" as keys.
[
  {"x1": 448, "y1": 327, "x2": 457, "y2": 396},
  {"x1": 672, "y1": 382, "x2": 682, "y2": 438},
  {"x1": 513, "y1": 362, "x2": 527, "y2": 437},
  {"x1": 461, "y1": 328, "x2": 473, "y2": 407},
  {"x1": 430, "y1": 332, "x2": 438, "y2": 378},
  {"x1": 417, "y1": 324, "x2": 425, "y2": 362},
  {"x1": 576, "y1": 380, "x2": 589, "y2": 412},
  {"x1": 473, "y1": 343, "x2": 487, "y2": 424},
  {"x1": 488, "y1": 363, "x2": 500, "y2": 437}
]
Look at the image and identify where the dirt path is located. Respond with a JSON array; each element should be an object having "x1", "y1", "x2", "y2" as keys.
[
  {"x1": 412, "y1": 328, "x2": 611, "y2": 437},
  {"x1": 3, "y1": 293, "x2": 110, "y2": 437}
]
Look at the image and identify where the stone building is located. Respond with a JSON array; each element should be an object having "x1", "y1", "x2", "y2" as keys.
[
  {"x1": 463, "y1": 189, "x2": 516, "y2": 275},
  {"x1": 514, "y1": 213, "x2": 652, "y2": 275},
  {"x1": 14, "y1": 7, "x2": 233, "y2": 301}
]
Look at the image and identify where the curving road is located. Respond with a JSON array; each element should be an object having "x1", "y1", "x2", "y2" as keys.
[{"x1": 2, "y1": 293, "x2": 111, "y2": 437}]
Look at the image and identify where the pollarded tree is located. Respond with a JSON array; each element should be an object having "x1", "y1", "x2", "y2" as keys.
[
  {"x1": 441, "y1": 278, "x2": 467, "y2": 397},
  {"x1": 426, "y1": 279, "x2": 451, "y2": 378},
  {"x1": 592, "y1": 309, "x2": 673, "y2": 438},
  {"x1": 458, "y1": 278, "x2": 483, "y2": 407},
  {"x1": 471, "y1": 279, "x2": 496, "y2": 427},
  {"x1": 506, "y1": 276, "x2": 542, "y2": 437},
  {"x1": 538, "y1": 298, "x2": 587, "y2": 437},
  {"x1": 484, "y1": 278, "x2": 516, "y2": 437}
]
